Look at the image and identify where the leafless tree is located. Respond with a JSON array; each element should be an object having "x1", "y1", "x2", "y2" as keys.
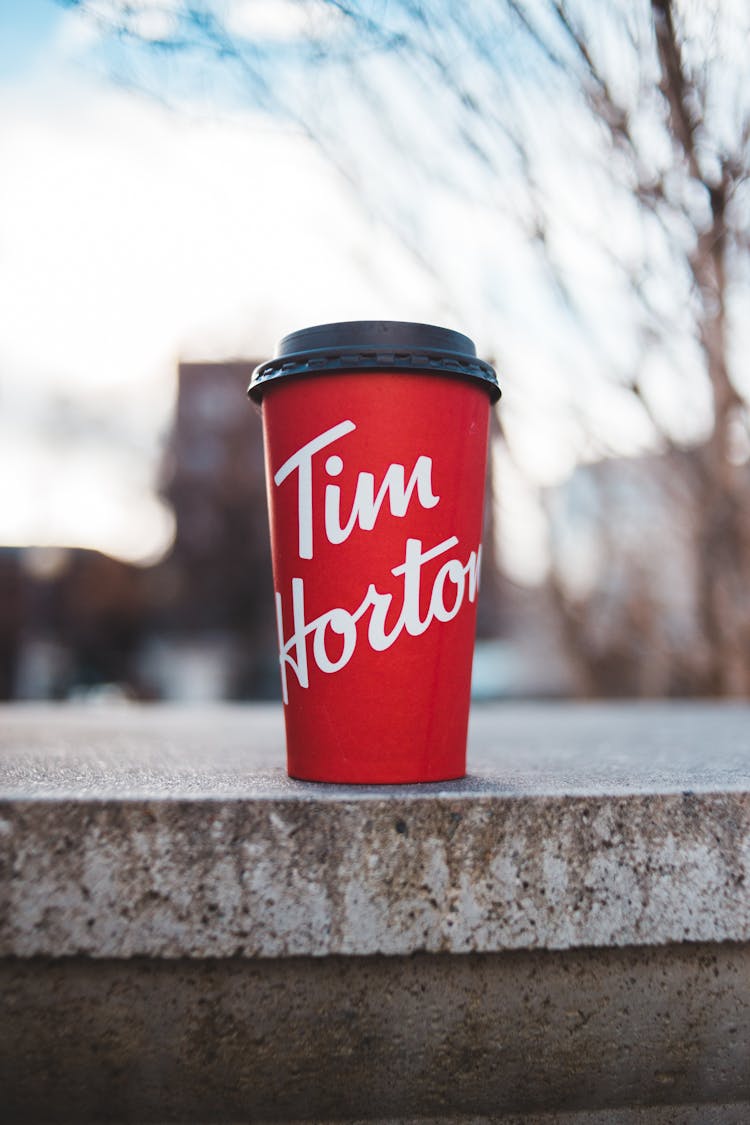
[{"x1": 63, "y1": 0, "x2": 750, "y2": 695}]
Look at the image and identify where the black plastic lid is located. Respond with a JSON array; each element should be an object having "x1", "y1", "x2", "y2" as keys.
[{"x1": 248, "y1": 320, "x2": 500, "y2": 403}]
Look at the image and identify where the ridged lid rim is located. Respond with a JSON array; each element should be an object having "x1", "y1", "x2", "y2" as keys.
[{"x1": 248, "y1": 321, "x2": 500, "y2": 403}]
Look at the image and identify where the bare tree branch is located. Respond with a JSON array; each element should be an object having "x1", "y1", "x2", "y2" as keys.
[{"x1": 60, "y1": 0, "x2": 750, "y2": 696}]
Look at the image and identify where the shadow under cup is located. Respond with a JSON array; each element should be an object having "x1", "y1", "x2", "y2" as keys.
[{"x1": 249, "y1": 321, "x2": 500, "y2": 783}]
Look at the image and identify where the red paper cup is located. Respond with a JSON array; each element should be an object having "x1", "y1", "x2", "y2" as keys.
[{"x1": 249, "y1": 321, "x2": 500, "y2": 783}]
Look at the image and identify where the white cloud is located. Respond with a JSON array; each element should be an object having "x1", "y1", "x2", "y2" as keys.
[
  {"x1": 0, "y1": 36, "x2": 436, "y2": 562},
  {"x1": 223, "y1": 0, "x2": 341, "y2": 41},
  {"x1": 1, "y1": 2, "x2": 678, "y2": 582}
]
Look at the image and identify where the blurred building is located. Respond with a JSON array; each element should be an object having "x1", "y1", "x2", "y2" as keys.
[
  {"x1": 143, "y1": 361, "x2": 278, "y2": 699},
  {"x1": 1, "y1": 361, "x2": 520, "y2": 702},
  {"x1": 6, "y1": 545, "x2": 146, "y2": 700},
  {"x1": 0, "y1": 548, "x2": 28, "y2": 698},
  {"x1": 543, "y1": 447, "x2": 746, "y2": 696},
  {"x1": 1, "y1": 362, "x2": 278, "y2": 702}
]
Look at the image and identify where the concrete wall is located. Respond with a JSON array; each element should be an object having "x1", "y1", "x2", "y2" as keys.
[{"x1": 2, "y1": 703, "x2": 750, "y2": 1122}]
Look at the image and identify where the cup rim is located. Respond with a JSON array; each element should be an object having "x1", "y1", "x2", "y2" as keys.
[{"x1": 248, "y1": 320, "x2": 500, "y2": 403}]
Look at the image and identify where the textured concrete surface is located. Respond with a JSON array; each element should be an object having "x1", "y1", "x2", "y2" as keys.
[
  {"x1": 3, "y1": 701, "x2": 750, "y2": 798},
  {"x1": 295, "y1": 1113, "x2": 750, "y2": 1124},
  {"x1": 3, "y1": 703, "x2": 750, "y2": 1122},
  {"x1": 2, "y1": 703, "x2": 750, "y2": 958},
  {"x1": 2, "y1": 943, "x2": 750, "y2": 1122}
]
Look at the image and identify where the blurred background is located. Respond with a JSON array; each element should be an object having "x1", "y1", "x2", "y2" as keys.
[{"x1": 1, "y1": 0, "x2": 749, "y2": 703}]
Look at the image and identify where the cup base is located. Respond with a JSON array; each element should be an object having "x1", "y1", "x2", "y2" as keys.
[{"x1": 287, "y1": 768, "x2": 467, "y2": 785}]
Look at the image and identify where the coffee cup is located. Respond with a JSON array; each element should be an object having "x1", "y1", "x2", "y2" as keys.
[{"x1": 249, "y1": 320, "x2": 499, "y2": 783}]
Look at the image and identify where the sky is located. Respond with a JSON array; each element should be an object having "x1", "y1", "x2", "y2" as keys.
[
  {"x1": 2, "y1": 0, "x2": 734, "y2": 586},
  {"x1": 0, "y1": 0, "x2": 456, "y2": 566},
  {"x1": 2, "y1": 0, "x2": 628, "y2": 586}
]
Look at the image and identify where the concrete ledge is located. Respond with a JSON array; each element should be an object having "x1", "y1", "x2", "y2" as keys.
[
  {"x1": 3, "y1": 703, "x2": 750, "y2": 1121},
  {"x1": 2, "y1": 945, "x2": 750, "y2": 1121},
  {"x1": 2, "y1": 703, "x2": 750, "y2": 959}
]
